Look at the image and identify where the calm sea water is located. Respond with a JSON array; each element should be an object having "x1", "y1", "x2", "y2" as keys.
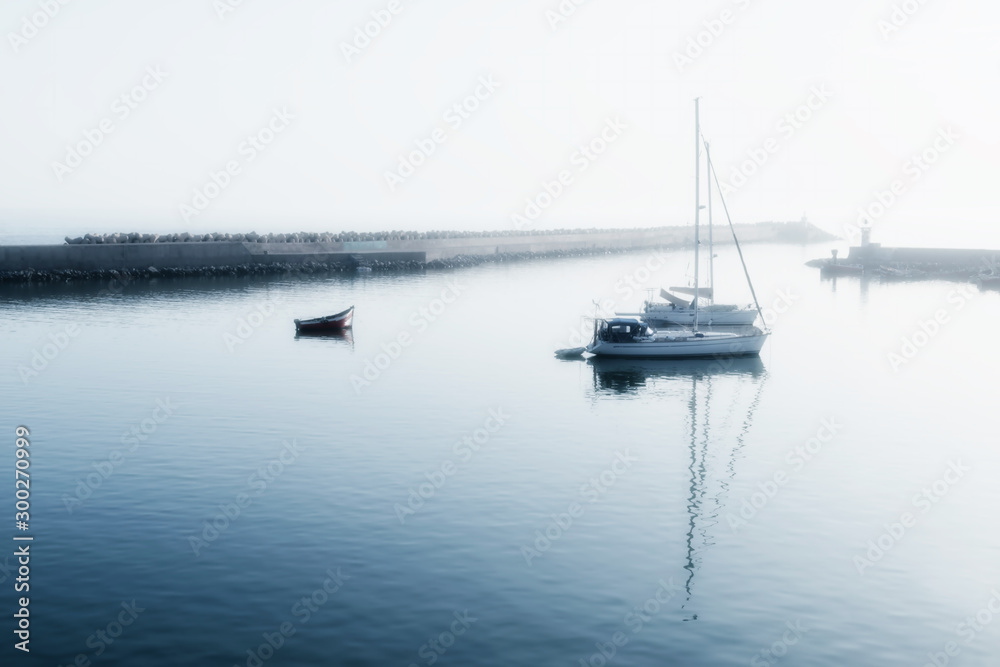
[{"x1": 2, "y1": 243, "x2": 999, "y2": 666}]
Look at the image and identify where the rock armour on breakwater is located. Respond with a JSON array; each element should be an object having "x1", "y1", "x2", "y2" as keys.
[{"x1": 63, "y1": 227, "x2": 674, "y2": 245}]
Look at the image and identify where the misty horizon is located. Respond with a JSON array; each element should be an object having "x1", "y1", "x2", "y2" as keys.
[{"x1": 2, "y1": 1, "x2": 998, "y2": 249}]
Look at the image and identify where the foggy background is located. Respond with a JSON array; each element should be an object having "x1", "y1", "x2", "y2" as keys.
[{"x1": 1, "y1": 0, "x2": 997, "y2": 247}]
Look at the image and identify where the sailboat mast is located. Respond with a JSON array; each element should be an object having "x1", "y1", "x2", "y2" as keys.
[
  {"x1": 693, "y1": 98, "x2": 701, "y2": 331},
  {"x1": 706, "y1": 140, "x2": 714, "y2": 304}
]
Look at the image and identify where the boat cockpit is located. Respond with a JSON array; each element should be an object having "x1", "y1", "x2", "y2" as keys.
[{"x1": 595, "y1": 318, "x2": 654, "y2": 343}]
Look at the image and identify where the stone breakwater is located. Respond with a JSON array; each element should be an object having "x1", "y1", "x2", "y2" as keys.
[
  {"x1": 0, "y1": 222, "x2": 834, "y2": 284},
  {"x1": 0, "y1": 247, "x2": 643, "y2": 284}
]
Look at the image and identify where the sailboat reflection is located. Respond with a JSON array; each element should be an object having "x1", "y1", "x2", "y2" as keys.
[
  {"x1": 294, "y1": 328, "x2": 355, "y2": 347},
  {"x1": 589, "y1": 356, "x2": 768, "y2": 620},
  {"x1": 589, "y1": 356, "x2": 764, "y2": 394}
]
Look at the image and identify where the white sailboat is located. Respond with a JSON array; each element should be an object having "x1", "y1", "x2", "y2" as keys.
[
  {"x1": 619, "y1": 142, "x2": 759, "y2": 326},
  {"x1": 587, "y1": 99, "x2": 769, "y2": 359},
  {"x1": 586, "y1": 319, "x2": 768, "y2": 358},
  {"x1": 632, "y1": 288, "x2": 759, "y2": 326}
]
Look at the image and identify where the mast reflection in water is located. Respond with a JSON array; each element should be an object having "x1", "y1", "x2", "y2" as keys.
[{"x1": 588, "y1": 356, "x2": 768, "y2": 620}]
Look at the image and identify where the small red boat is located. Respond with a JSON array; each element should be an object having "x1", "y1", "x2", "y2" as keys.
[{"x1": 294, "y1": 306, "x2": 354, "y2": 332}]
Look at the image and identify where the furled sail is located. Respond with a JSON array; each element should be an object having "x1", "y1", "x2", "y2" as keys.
[
  {"x1": 659, "y1": 289, "x2": 690, "y2": 306},
  {"x1": 668, "y1": 286, "x2": 713, "y2": 298}
]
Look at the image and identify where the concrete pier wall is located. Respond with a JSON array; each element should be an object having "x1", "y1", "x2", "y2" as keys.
[
  {"x1": 847, "y1": 244, "x2": 1000, "y2": 267},
  {"x1": 0, "y1": 242, "x2": 431, "y2": 272},
  {"x1": 0, "y1": 242, "x2": 254, "y2": 272}
]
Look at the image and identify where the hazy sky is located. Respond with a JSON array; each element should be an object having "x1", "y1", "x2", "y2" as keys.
[{"x1": 2, "y1": 0, "x2": 998, "y2": 246}]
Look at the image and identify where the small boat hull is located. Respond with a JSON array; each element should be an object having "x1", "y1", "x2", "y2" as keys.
[{"x1": 294, "y1": 306, "x2": 354, "y2": 332}]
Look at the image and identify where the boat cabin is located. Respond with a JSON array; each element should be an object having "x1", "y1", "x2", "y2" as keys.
[{"x1": 595, "y1": 318, "x2": 652, "y2": 343}]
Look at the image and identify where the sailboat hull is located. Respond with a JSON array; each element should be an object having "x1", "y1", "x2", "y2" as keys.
[{"x1": 587, "y1": 331, "x2": 768, "y2": 358}]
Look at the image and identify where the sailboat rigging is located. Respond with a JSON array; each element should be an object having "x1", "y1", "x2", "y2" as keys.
[{"x1": 588, "y1": 100, "x2": 769, "y2": 358}]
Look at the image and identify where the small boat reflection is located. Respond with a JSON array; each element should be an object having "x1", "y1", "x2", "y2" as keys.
[
  {"x1": 588, "y1": 356, "x2": 764, "y2": 394},
  {"x1": 294, "y1": 328, "x2": 354, "y2": 347}
]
